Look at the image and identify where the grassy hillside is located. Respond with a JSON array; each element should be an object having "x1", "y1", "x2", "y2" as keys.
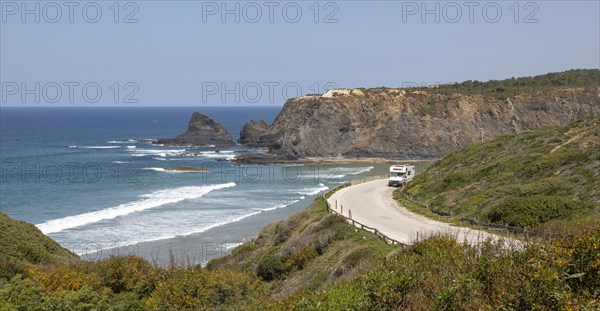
[
  {"x1": 398, "y1": 118, "x2": 600, "y2": 230},
  {"x1": 0, "y1": 212, "x2": 78, "y2": 279},
  {"x1": 1, "y1": 193, "x2": 599, "y2": 309},
  {"x1": 206, "y1": 194, "x2": 395, "y2": 299},
  {"x1": 2, "y1": 117, "x2": 599, "y2": 309},
  {"x1": 281, "y1": 224, "x2": 599, "y2": 310}
]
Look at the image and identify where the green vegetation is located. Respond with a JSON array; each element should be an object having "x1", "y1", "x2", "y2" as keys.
[
  {"x1": 207, "y1": 196, "x2": 395, "y2": 297},
  {"x1": 285, "y1": 225, "x2": 599, "y2": 310},
  {"x1": 1, "y1": 189, "x2": 599, "y2": 309},
  {"x1": 398, "y1": 118, "x2": 600, "y2": 230},
  {"x1": 409, "y1": 68, "x2": 600, "y2": 99},
  {"x1": 0, "y1": 212, "x2": 78, "y2": 280},
  {"x1": 1, "y1": 115, "x2": 599, "y2": 309}
]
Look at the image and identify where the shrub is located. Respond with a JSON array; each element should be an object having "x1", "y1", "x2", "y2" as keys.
[
  {"x1": 0, "y1": 275, "x2": 46, "y2": 310},
  {"x1": 146, "y1": 267, "x2": 264, "y2": 310},
  {"x1": 43, "y1": 286, "x2": 111, "y2": 311},
  {"x1": 0, "y1": 254, "x2": 27, "y2": 280},
  {"x1": 256, "y1": 255, "x2": 287, "y2": 281},
  {"x1": 27, "y1": 263, "x2": 102, "y2": 294},
  {"x1": 487, "y1": 196, "x2": 591, "y2": 227},
  {"x1": 284, "y1": 244, "x2": 318, "y2": 271},
  {"x1": 97, "y1": 256, "x2": 156, "y2": 294}
]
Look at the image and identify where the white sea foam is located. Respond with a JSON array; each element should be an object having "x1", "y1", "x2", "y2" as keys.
[
  {"x1": 256, "y1": 199, "x2": 303, "y2": 212},
  {"x1": 112, "y1": 161, "x2": 130, "y2": 164},
  {"x1": 79, "y1": 210, "x2": 265, "y2": 254},
  {"x1": 347, "y1": 166, "x2": 374, "y2": 175},
  {"x1": 142, "y1": 167, "x2": 166, "y2": 172},
  {"x1": 316, "y1": 166, "x2": 375, "y2": 179},
  {"x1": 143, "y1": 167, "x2": 207, "y2": 173},
  {"x1": 223, "y1": 242, "x2": 244, "y2": 251},
  {"x1": 68, "y1": 145, "x2": 77, "y2": 148},
  {"x1": 128, "y1": 148, "x2": 186, "y2": 157},
  {"x1": 295, "y1": 183, "x2": 329, "y2": 195},
  {"x1": 80, "y1": 146, "x2": 121, "y2": 149},
  {"x1": 36, "y1": 182, "x2": 237, "y2": 234},
  {"x1": 196, "y1": 151, "x2": 236, "y2": 160}
]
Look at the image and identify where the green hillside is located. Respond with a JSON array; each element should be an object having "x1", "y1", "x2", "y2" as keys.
[
  {"x1": 411, "y1": 68, "x2": 599, "y2": 99},
  {"x1": 206, "y1": 194, "x2": 395, "y2": 298},
  {"x1": 0, "y1": 212, "x2": 78, "y2": 279},
  {"x1": 398, "y1": 118, "x2": 600, "y2": 229},
  {"x1": 1, "y1": 184, "x2": 598, "y2": 309},
  {"x1": 1, "y1": 117, "x2": 599, "y2": 309}
]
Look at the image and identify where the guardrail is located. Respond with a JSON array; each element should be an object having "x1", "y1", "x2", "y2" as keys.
[
  {"x1": 322, "y1": 177, "x2": 406, "y2": 246},
  {"x1": 350, "y1": 174, "x2": 390, "y2": 185},
  {"x1": 400, "y1": 192, "x2": 530, "y2": 236},
  {"x1": 401, "y1": 193, "x2": 454, "y2": 217},
  {"x1": 459, "y1": 217, "x2": 529, "y2": 235}
]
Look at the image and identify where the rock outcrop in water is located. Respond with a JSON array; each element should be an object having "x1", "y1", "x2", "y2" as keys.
[
  {"x1": 237, "y1": 70, "x2": 600, "y2": 161},
  {"x1": 156, "y1": 112, "x2": 234, "y2": 147},
  {"x1": 238, "y1": 120, "x2": 270, "y2": 146}
]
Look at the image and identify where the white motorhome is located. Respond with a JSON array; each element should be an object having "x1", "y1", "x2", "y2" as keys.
[{"x1": 388, "y1": 165, "x2": 415, "y2": 187}]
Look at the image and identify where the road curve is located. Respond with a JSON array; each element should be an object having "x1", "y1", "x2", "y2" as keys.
[{"x1": 327, "y1": 179, "x2": 511, "y2": 246}]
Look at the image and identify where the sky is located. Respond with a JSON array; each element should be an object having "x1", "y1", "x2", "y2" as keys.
[{"x1": 1, "y1": 0, "x2": 599, "y2": 106}]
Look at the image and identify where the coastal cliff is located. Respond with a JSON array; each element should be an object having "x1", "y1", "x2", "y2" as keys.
[
  {"x1": 239, "y1": 70, "x2": 600, "y2": 160},
  {"x1": 238, "y1": 120, "x2": 270, "y2": 146},
  {"x1": 156, "y1": 112, "x2": 234, "y2": 147}
]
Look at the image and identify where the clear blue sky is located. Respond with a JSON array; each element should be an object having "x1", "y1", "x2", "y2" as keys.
[{"x1": 1, "y1": 0, "x2": 599, "y2": 106}]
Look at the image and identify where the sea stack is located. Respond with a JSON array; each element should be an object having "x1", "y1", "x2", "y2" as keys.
[{"x1": 156, "y1": 112, "x2": 234, "y2": 147}]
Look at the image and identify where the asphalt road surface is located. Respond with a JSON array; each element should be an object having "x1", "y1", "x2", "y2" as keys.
[{"x1": 327, "y1": 179, "x2": 514, "y2": 246}]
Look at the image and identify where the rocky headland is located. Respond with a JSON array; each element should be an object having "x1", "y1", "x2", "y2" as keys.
[
  {"x1": 237, "y1": 120, "x2": 270, "y2": 146},
  {"x1": 237, "y1": 70, "x2": 600, "y2": 162},
  {"x1": 156, "y1": 112, "x2": 234, "y2": 147}
]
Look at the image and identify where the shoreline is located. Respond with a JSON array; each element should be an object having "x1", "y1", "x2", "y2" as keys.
[
  {"x1": 79, "y1": 191, "x2": 334, "y2": 266},
  {"x1": 79, "y1": 161, "x2": 420, "y2": 266},
  {"x1": 233, "y1": 152, "x2": 438, "y2": 164},
  {"x1": 78, "y1": 160, "x2": 434, "y2": 266}
]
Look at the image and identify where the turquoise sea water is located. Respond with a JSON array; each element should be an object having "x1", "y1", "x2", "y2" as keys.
[{"x1": 0, "y1": 107, "x2": 375, "y2": 256}]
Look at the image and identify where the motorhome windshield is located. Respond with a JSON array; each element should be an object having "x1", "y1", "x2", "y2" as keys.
[{"x1": 391, "y1": 172, "x2": 405, "y2": 177}]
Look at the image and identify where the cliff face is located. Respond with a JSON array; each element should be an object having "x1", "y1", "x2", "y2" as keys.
[
  {"x1": 238, "y1": 120, "x2": 269, "y2": 146},
  {"x1": 156, "y1": 112, "x2": 234, "y2": 147},
  {"x1": 252, "y1": 87, "x2": 600, "y2": 159}
]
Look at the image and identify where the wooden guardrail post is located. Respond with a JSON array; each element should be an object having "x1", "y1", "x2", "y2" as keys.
[{"x1": 323, "y1": 177, "x2": 404, "y2": 246}]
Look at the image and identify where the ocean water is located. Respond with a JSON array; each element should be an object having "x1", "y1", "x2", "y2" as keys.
[{"x1": 0, "y1": 107, "x2": 375, "y2": 257}]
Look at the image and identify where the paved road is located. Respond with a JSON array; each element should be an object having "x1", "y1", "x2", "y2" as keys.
[{"x1": 327, "y1": 179, "x2": 512, "y2": 246}]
